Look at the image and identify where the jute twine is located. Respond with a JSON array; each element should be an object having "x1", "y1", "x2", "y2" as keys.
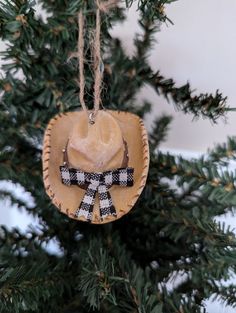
[{"x1": 78, "y1": 0, "x2": 119, "y2": 122}]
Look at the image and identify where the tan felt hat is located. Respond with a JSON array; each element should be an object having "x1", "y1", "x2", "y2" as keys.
[{"x1": 42, "y1": 110, "x2": 149, "y2": 224}]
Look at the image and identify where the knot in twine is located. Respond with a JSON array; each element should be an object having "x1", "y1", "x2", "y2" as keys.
[
  {"x1": 96, "y1": 0, "x2": 119, "y2": 12},
  {"x1": 78, "y1": 0, "x2": 119, "y2": 122}
]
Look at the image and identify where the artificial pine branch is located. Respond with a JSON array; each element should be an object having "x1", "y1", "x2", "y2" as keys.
[
  {"x1": 213, "y1": 283, "x2": 236, "y2": 308},
  {"x1": 0, "y1": 261, "x2": 75, "y2": 313},
  {"x1": 147, "y1": 72, "x2": 227, "y2": 123},
  {"x1": 207, "y1": 136, "x2": 236, "y2": 164},
  {"x1": 149, "y1": 115, "x2": 172, "y2": 149},
  {"x1": 105, "y1": 13, "x2": 228, "y2": 122}
]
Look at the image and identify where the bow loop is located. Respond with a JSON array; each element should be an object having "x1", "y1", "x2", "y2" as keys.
[{"x1": 60, "y1": 166, "x2": 134, "y2": 222}]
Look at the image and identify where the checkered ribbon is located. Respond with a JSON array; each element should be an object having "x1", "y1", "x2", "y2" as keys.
[{"x1": 60, "y1": 166, "x2": 134, "y2": 222}]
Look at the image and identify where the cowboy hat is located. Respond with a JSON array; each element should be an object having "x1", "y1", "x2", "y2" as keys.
[{"x1": 42, "y1": 109, "x2": 149, "y2": 224}]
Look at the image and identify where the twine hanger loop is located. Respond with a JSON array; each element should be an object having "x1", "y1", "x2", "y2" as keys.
[{"x1": 77, "y1": 0, "x2": 119, "y2": 124}]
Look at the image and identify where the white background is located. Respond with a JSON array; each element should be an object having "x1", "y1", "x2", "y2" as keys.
[
  {"x1": 112, "y1": 0, "x2": 236, "y2": 153},
  {"x1": 1, "y1": 1, "x2": 236, "y2": 312}
]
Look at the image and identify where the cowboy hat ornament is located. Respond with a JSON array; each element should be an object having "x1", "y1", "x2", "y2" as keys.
[
  {"x1": 42, "y1": 1, "x2": 149, "y2": 224},
  {"x1": 42, "y1": 110, "x2": 149, "y2": 224}
]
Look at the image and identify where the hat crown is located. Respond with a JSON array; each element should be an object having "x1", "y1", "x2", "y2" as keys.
[{"x1": 67, "y1": 110, "x2": 124, "y2": 172}]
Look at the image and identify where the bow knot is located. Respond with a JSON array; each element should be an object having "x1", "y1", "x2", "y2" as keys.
[{"x1": 60, "y1": 166, "x2": 134, "y2": 222}]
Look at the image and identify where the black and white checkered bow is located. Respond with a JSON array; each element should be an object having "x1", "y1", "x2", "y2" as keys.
[{"x1": 60, "y1": 166, "x2": 134, "y2": 222}]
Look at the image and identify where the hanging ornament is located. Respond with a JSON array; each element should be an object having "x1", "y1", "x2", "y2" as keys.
[{"x1": 42, "y1": 0, "x2": 149, "y2": 224}]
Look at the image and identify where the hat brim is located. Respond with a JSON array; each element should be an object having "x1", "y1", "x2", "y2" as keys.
[{"x1": 42, "y1": 110, "x2": 149, "y2": 224}]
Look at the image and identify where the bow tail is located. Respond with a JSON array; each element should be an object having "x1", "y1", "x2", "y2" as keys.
[
  {"x1": 98, "y1": 185, "x2": 117, "y2": 220},
  {"x1": 75, "y1": 183, "x2": 97, "y2": 222}
]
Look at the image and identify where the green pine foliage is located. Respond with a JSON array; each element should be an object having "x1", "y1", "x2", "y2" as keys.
[{"x1": 0, "y1": 0, "x2": 235, "y2": 312}]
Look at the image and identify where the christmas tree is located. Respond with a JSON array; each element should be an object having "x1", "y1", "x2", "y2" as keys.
[{"x1": 0, "y1": 0, "x2": 236, "y2": 312}]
